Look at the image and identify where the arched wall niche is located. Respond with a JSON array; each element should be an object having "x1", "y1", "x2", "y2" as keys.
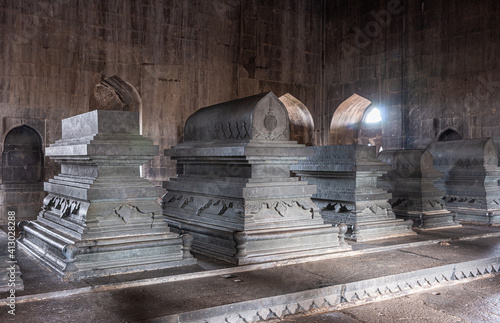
[
  {"x1": 0, "y1": 121, "x2": 47, "y2": 224},
  {"x1": 1, "y1": 125, "x2": 44, "y2": 184},
  {"x1": 329, "y1": 93, "x2": 383, "y2": 152},
  {"x1": 89, "y1": 75, "x2": 143, "y2": 134},
  {"x1": 279, "y1": 93, "x2": 315, "y2": 146},
  {"x1": 436, "y1": 128, "x2": 463, "y2": 142}
]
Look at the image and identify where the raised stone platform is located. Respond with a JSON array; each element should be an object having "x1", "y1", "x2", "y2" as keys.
[
  {"x1": 378, "y1": 149, "x2": 459, "y2": 229},
  {"x1": 291, "y1": 144, "x2": 415, "y2": 241},
  {"x1": 163, "y1": 92, "x2": 350, "y2": 265},
  {"x1": 428, "y1": 138, "x2": 500, "y2": 225},
  {"x1": 17, "y1": 110, "x2": 196, "y2": 280}
]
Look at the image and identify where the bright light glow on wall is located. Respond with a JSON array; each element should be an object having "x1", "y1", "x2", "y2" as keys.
[{"x1": 364, "y1": 107, "x2": 382, "y2": 123}]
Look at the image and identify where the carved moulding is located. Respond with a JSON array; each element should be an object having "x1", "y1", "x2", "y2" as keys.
[{"x1": 163, "y1": 154, "x2": 351, "y2": 265}]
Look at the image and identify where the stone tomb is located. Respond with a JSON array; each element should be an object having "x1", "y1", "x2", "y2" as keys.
[
  {"x1": 428, "y1": 138, "x2": 500, "y2": 225},
  {"x1": 18, "y1": 110, "x2": 196, "y2": 280},
  {"x1": 378, "y1": 149, "x2": 459, "y2": 229},
  {"x1": 291, "y1": 145, "x2": 414, "y2": 241},
  {"x1": 162, "y1": 92, "x2": 349, "y2": 265}
]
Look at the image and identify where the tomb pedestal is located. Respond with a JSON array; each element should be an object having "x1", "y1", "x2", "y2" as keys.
[
  {"x1": 291, "y1": 145, "x2": 415, "y2": 242},
  {"x1": 428, "y1": 139, "x2": 500, "y2": 225},
  {"x1": 162, "y1": 92, "x2": 350, "y2": 265},
  {"x1": 378, "y1": 149, "x2": 459, "y2": 229},
  {"x1": 18, "y1": 110, "x2": 196, "y2": 280}
]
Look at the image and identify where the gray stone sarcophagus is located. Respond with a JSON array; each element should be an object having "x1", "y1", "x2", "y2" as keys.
[
  {"x1": 18, "y1": 110, "x2": 196, "y2": 280},
  {"x1": 162, "y1": 92, "x2": 349, "y2": 265},
  {"x1": 377, "y1": 149, "x2": 459, "y2": 229},
  {"x1": 428, "y1": 138, "x2": 500, "y2": 225},
  {"x1": 291, "y1": 145, "x2": 415, "y2": 242}
]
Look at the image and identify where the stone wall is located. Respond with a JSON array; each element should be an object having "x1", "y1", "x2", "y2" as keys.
[
  {"x1": 324, "y1": 0, "x2": 500, "y2": 149},
  {"x1": 0, "y1": 0, "x2": 323, "y2": 187}
]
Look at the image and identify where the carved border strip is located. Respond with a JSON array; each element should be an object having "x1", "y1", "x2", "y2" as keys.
[{"x1": 165, "y1": 257, "x2": 500, "y2": 323}]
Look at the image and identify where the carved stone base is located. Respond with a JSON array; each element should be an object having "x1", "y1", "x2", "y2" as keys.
[
  {"x1": 18, "y1": 199, "x2": 197, "y2": 281},
  {"x1": 453, "y1": 208, "x2": 500, "y2": 226},
  {"x1": 319, "y1": 206, "x2": 414, "y2": 242},
  {"x1": 395, "y1": 210, "x2": 460, "y2": 230},
  {"x1": 18, "y1": 230, "x2": 195, "y2": 280},
  {"x1": 389, "y1": 198, "x2": 459, "y2": 230},
  {"x1": 350, "y1": 219, "x2": 416, "y2": 242},
  {"x1": 166, "y1": 220, "x2": 349, "y2": 265},
  {"x1": 163, "y1": 192, "x2": 350, "y2": 264}
]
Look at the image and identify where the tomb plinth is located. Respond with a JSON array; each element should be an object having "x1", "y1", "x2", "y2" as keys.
[
  {"x1": 291, "y1": 145, "x2": 415, "y2": 242},
  {"x1": 162, "y1": 92, "x2": 350, "y2": 265},
  {"x1": 18, "y1": 110, "x2": 196, "y2": 280},
  {"x1": 428, "y1": 138, "x2": 500, "y2": 225},
  {"x1": 378, "y1": 149, "x2": 459, "y2": 229}
]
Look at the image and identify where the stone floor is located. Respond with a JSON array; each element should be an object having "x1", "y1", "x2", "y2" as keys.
[{"x1": 0, "y1": 224, "x2": 499, "y2": 322}]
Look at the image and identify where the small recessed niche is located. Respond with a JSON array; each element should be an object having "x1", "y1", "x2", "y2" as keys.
[{"x1": 2, "y1": 125, "x2": 43, "y2": 183}]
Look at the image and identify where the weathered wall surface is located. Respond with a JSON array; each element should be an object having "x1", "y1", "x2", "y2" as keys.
[
  {"x1": 0, "y1": 0, "x2": 323, "y2": 186},
  {"x1": 324, "y1": 0, "x2": 500, "y2": 149}
]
